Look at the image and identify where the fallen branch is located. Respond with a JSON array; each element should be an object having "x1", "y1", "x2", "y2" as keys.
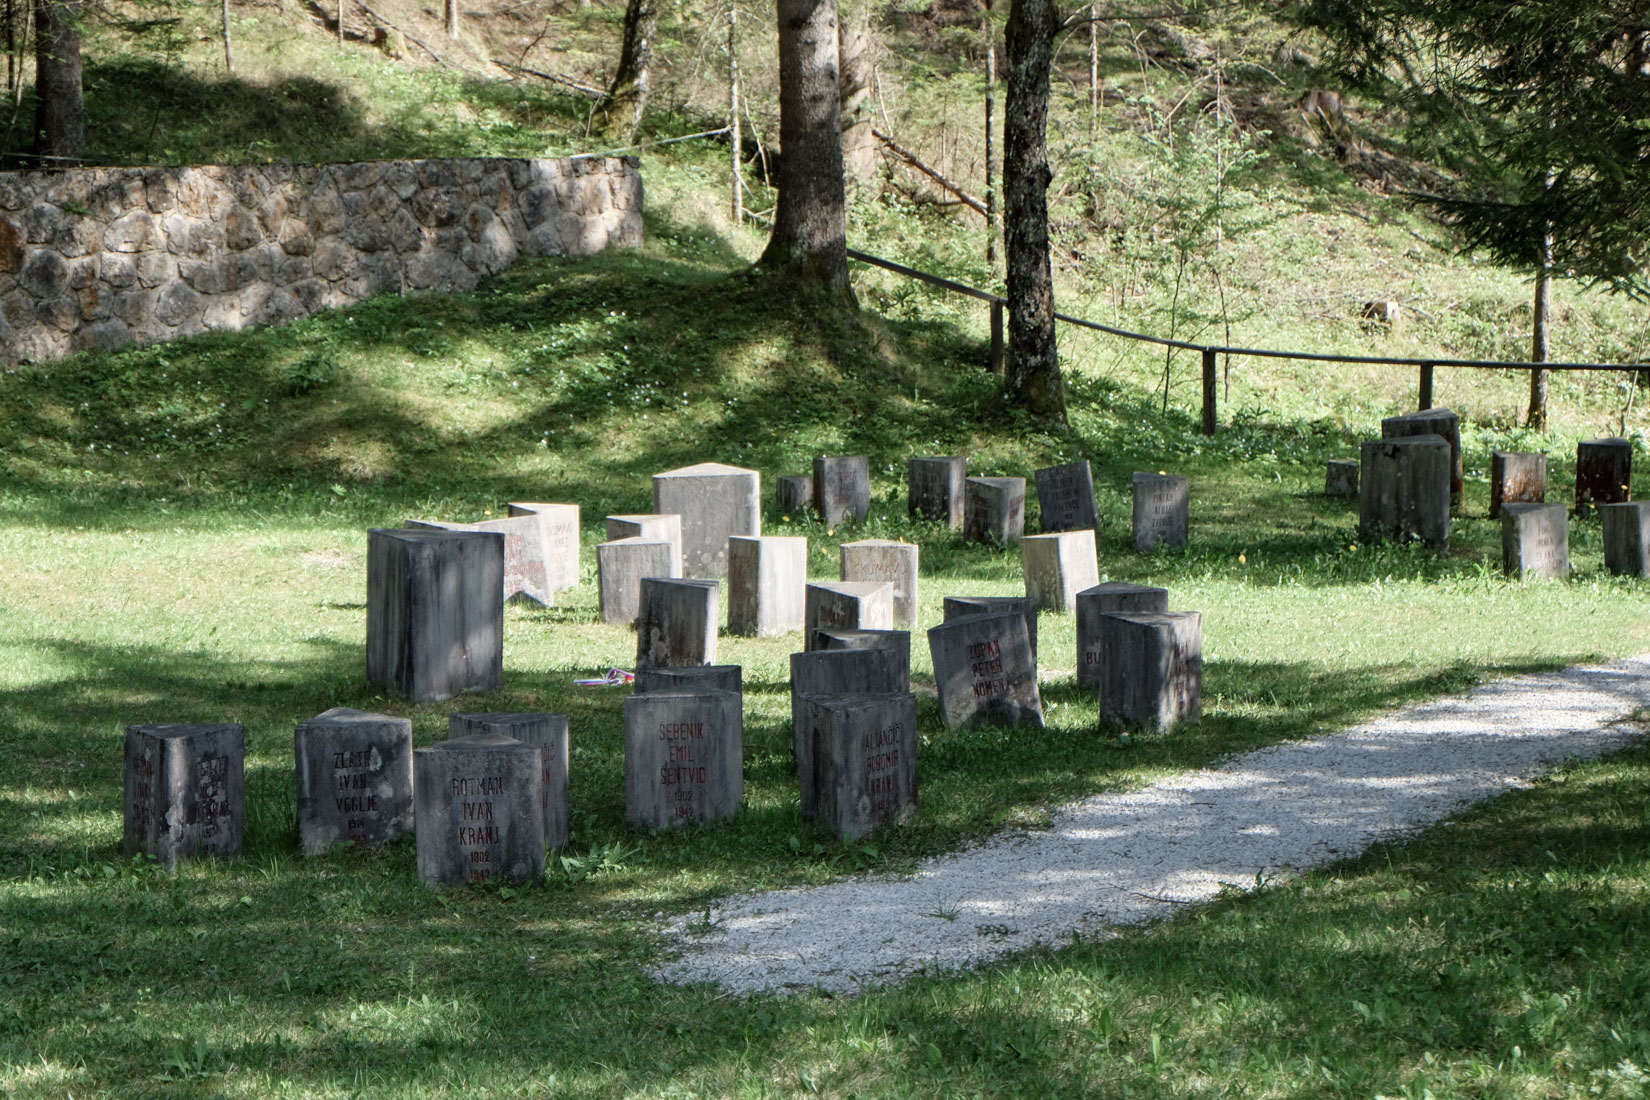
[
  {"x1": 351, "y1": 0, "x2": 450, "y2": 67},
  {"x1": 872, "y1": 129, "x2": 987, "y2": 218},
  {"x1": 493, "y1": 59, "x2": 605, "y2": 99}
]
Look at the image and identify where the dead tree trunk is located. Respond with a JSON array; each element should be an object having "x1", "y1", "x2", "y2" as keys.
[
  {"x1": 1528, "y1": 231, "x2": 1552, "y2": 429},
  {"x1": 592, "y1": 0, "x2": 658, "y2": 144},
  {"x1": 728, "y1": 2, "x2": 742, "y2": 224},
  {"x1": 31, "y1": 0, "x2": 80, "y2": 165},
  {"x1": 838, "y1": 0, "x2": 876, "y2": 184}
]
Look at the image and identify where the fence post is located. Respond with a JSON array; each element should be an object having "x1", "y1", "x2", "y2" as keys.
[
  {"x1": 1201, "y1": 347, "x2": 1217, "y2": 436},
  {"x1": 989, "y1": 300, "x2": 1004, "y2": 375},
  {"x1": 1418, "y1": 363, "x2": 1434, "y2": 410}
]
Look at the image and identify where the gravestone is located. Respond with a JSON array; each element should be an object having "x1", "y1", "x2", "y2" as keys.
[
  {"x1": 294, "y1": 707, "x2": 414, "y2": 857},
  {"x1": 776, "y1": 476, "x2": 813, "y2": 516},
  {"x1": 1076, "y1": 582, "x2": 1170, "y2": 691},
  {"x1": 124, "y1": 723, "x2": 245, "y2": 870},
  {"x1": 1021, "y1": 530, "x2": 1100, "y2": 613},
  {"x1": 727, "y1": 535, "x2": 807, "y2": 636},
  {"x1": 1382, "y1": 408, "x2": 1463, "y2": 505},
  {"x1": 636, "y1": 577, "x2": 719, "y2": 668},
  {"x1": 1099, "y1": 611, "x2": 1202, "y2": 731},
  {"x1": 804, "y1": 581, "x2": 895, "y2": 651},
  {"x1": 604, "y1": 514, "x2": 682, "y2": 576},
  {"x1": 944, "y1": 595, "x2": 1039, "y2": 662},
  {"x1": 634, "y1": 664, "x2": 744, "y2": 695},
  {"x1": 927, "y1": 611, "x2": 1043, "y2": 730},
  {"x1": 623, "y1": 690, "x2": 743, "y2": 830},
  {"x1": 414, "y1": 732, "x2": 545, "y2": 887},
  {"x1": 964, "y1": 477, "x2": 1026, "y2": 546},
  {"x1": 1131, "y1": 473, "x2": 1190, "y2": 552},
  {"x1": 814, "y1": 456, "x2": 871, "y2": 525},
  {"x1": 449, "y1": 713, "x2": 569, "y2": 852},
  {"x1": 1576, "y1": 437, "x2": 1632, "y2": 515},
  {"x1": 909, "y1": 456, "x2": 967, "y2": 528},
  {"x1": 816, "y1": 627, "x2": 911, "y2": 664},
  {"x1": 652, "y1": 462, "x2": 761, "y2": 579},
  {"x1": 790, "y1": 647, "x2": 911, "y2": 818},
  {"x1": 839, "y1": 539, "x2": 919, "y2": 626},
  {"x1": 1601, "y1": 501, "x2": 1650, "y2": 576},
  {"x1": 366, "y1": 528, "x2": 503, "y2": 702},
  {"x1": 1325, "y1": 459, "x2": 1359, "y2": 498},
  {"x1": 1490, "y1": 451, "x2": 1546, "y2": 519},
  {"x1": 506, "y1": 503, "x2": 581, "y2": 592},
  {"x1": 796, "y1": 693, "x2": 919, "y2": 840},
  {"x1": 1359, "y1": 435, "x2": 1451, "y2": 547},
  {"x1": 1501, "y1": 502, "x2": 1569, "y2": 579},
  {"x1": 596, "y1": 537, "x2": 679, "y2": 626},
  {"x1": 1034, "y1": 460, "x2": 1100, "y2": 533},
  {"x1": 406, "y1": 515, "x2": 550, "y2": 606}
]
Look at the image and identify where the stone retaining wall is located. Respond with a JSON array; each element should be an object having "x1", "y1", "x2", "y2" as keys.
[{"x1": 0, "y1": 155, "x2": 642, "y2": 365}]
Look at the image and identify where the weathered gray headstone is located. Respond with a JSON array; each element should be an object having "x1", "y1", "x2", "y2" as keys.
[
  {"x1": 1034, "y1": 460, "x2": 1100, "y2": 533},
  {"x1": 294, "y1": 708, "x2": 414, "y2": 857},
  {"x1": 1576, "y1": 437, "x2": 1632, "y2": 515},
  {"x1": 604, "y1": 514, "x2": 682, "y2": 576},
  {"x1": 1490, "y1": 451, "x2": 1546, "y2": 519},
  {"x1": 406, "y1": 515, "x2": 551, "y2": 606},
  {"x1": 124, "y1": 723, "x2": 245, "y2": 870},
  {"x1": 623, "y1": 690, "x2": 743, "y2": 830},
  {"x1": 943, "y1": 595, "x2": 1039, "y2": 662},
  {"x1": 366, "y1": 528, "x2": 503, "y2": 702},
  {"x1": 909, "y1": 456, "x2": 967, "y2": 528},
  {"x1": 652, "y1": 462, "x2": 761, "y2": 579},
  {"x1": 636, "y1": 577, "x2": 720, "y2": 668},
  {"x1": 796, "y1": 693, "x2": 919, "y2": 840},
  {"x1": 1099, "y1": 611, "x2": 1202, "y2": 731},
  {"x1": 815, "y1": 627, "x2": 912, "y2": 676},
  {"x1": 1325, "y1": 459, "x2": 1359, "y2": 498},
  {"x1": 927, "y1": 611, "x2": 1043, "y2": 730},
  {"x1": 814, "y1": 455, "x2": 871, "y2": 526},
  {"x1": 839, "y1": 539, "x2": 919, "y2": 626},
  {"x1": 1021, "y1": 530, "x2": 1100, "y2": 613},
  {"x1": 776, "y1": 476, "x2": 813, "y2": 516},
  {"x1": 1359, "y1": 435, "x2": 1451, "y2": 547},
  {"x1": 1500, "y1": 502, "x2": 1569, "y2": 579},
  {"x1": 596, "y1": 536, "x2": 679, "y2": 626},
  {"x1": 727, "y1": 535, "x2": 807, "y2": 636},
  {"x1": 1382, "y1": 407, "x2": 1463, "y2": 505},
  {"x1": 634, "y1": 664, "x2": 744, "y2": 696},
  {"x1": 449, "y1": 713, "x2": 569, "y2": 852},
  {"x1": 1601, "y1": 501, "x2": 1650, "y2": 576},
  {"x1": 804, "y1": 581, "x2": 895, "y2": 651},
  {"x1": 1131, "y1": 473, "x2": 1190, "y2": 552},
  {"x1": 790, "y1": 647, "x2": 911, "y2": 818},
  {"x1": 1076, "y1": 581, "x2": 1169, "y2": 691},
  {"x1": 964, "y1": 476, "x2": 1026, "y2": 546},
  {"x1": 506, "y1": 502, "x2": 581, "y2": 592},
  {"x1": 414, "y1": 733, "x2": 546, "y2": 887}
]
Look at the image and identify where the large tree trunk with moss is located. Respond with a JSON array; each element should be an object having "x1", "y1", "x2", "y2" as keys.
[
  {"x1": 592, "y1": 0, "x2": 658, "y2": 145},
  {"x1": 757, "y1": 0, "x2": 855, "y2": 302},
  {"x1": 1002, "y1": 0, "x2": 1065, "y2": 423},
  {"x1": 31, "y1": 0, "x2": 81, "y2": 165}
]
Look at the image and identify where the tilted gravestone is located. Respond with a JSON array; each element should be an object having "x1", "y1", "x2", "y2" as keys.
[
  {"x1": 1359, "y1": 435, "x2": 1451, "y2": 547},
  {"x1": 804, "y1": 581, "x2": 894, "y2": 651},
  {"x1": 406, "y1": 515, "x2": 551, "y2": 606},
  {"x1": 839, "y1": 539, "x2": 919, "y2": 627},
  {"x1": 1601, "y1": 501, "x2": 1650, "y2": 576},
  {"x1": 727, "y1": 535, "x2": 807, "y2": 636},
  {"x1": 814, "y1": 455, "x2": 872, "y2": 525},
  {"x1": 909, "y1": 456, "x2": 967, "y2": 528},
  {"x1": 125, "y1": 723, "x2": 245, "y2": 870},
  {"x1": 964, "y1": 476, "x2": 1026, "y2": 546},
  {"x1": 414, "y1": 732, "x2": 546, "y2": 887},
  {"x1": 652, "y1": 462, "x2": 761, "y2": 579},
  {"x1": 1325, "y1": 459, "x2": 1359, "y2": 498},
  {"x1": 927, "y1": 611, "x2": 1043, "y2": 730},
  {"x1": 634, "y1": 664, "x2": 744, "y2": 696},
  {"x1": 1490, "y1": 451, "x2": 1546, "y2": 519},
  {"x1": 1131, "y1": 473, "x2": 1190, "y2": 551},
  {"x1": 1099, "y1": 611, "x2": 1202, "y2": 731},
  {"x1": 623, "y1": 690, "x2": 743, "y2": 830},
  {"x1": 776, "y1": 476, "x2": 813, "y2": 516},
  {"x1": 1021, "y1": 530, "x2": 1100, "y2": 613},
  {"x1": 1382, "y1": 408, "x2": 1463, "y2": 506},
  {"x1": 506, "y1": 502, "x2": 581, "y2": 592},
  {"x1": 636, "y1": 577, "x2": 719, "y2": 668},
  {"x1": 596, "y1": 536, "x2": 679, "y2": 626},
  {"x1": 1034, "y1": 460, "x2": 1100, "y2": 533},
  {"x1": 449, "y1": 713, "x2": 569, "y2": 852},
  {"x1": 796, "y1": 693, "x2": 919, "y2": 840},
  {"x1": 294, "y1": 707, "x2": 414, "y2": 857},
  {"x1": 1500, "y1": 502, "x2": 1569, "y2": 579},
  {"x1": 790, "y1": 647, "x2": 910, "y2": 818},
  {"x1": 943, "y1": 595, "x2": 1038, "y2": 662},
  {"x1": 1076, "y1": 582, "x2": 1170, "y2": 692},
  {"x1": 604, "y1": 514, "x2": 682, "y2": 576},
  {"x1": 367, "y1": 527, "x2": 503, "y2": 702},
  {"x1": 1576, "y1": 438, "x2": 1632, "y2": 515}
]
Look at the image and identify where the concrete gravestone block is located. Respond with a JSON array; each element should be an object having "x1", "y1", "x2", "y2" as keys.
[
  {"x1": 406, "y1": 515, "x2": 550, "y2": 606},
  {"x1": 1034, "y1": 460, "x2": 1100, "y2": 533},
  {"x1": 815, "y1": 628, "x2": 912, "y2": 686},
  {"x1": 623, "y1": 690, "x2": 743, "y2": 830},
  {"x1": 776, "y1": 476, "x2": 813, "y2": 516},
  {"x1": 1076, "y1": 582, "x2": 1170, "y2": 691},
  {"x1": 124, "y1": 723, "x2": 245, "y2": 869},
  {"x1": 943, "y1": 595, "x2": 1038, "y2": 663},
  {"x1": 1325, "y1": 459, "x2": 1359, "y2": 498},
  {"x1": 909, "y1": 456, "x2": 967, "y2": 528},
  {"x1": 596, "y1": 537, "x2": 679, "y2": 625},
  {"x1": 506, "y1": 502, "x2": 580, "y2": 592},
  {"x1": 1099, "y1": 611, "x2": 1202, "y2": 731},
  {"x1": 814, "y1": 456, "x2": 871, "y2": 525},
  {"x1": 652, "y1": 462, "x2": 761, "y2": 579},
  {"x1": 1359, "y1": 436, "x2": 1451, "y2": 547},
  {"x1": 839, "y1": 539, "x2": 919, "y2": 627},
  {"x1": 1382, "y1": 408, "x2": 1463, "y2": 505},
  {"x1": 1132, "y1": 473, "x2": 1190, "y2": 551},
  {"x1": 804, "y1": 581, "x2": 895, "y2": 651},
  {"x1": 790, "y1": 647, "x2": 910, "y2": 818},
  {"x1": 294, "y1": 708, "x2": 414, "y2": 857},
  {"x1": 1601, "y1": 501, "x2": 1650, "y2": 576},
  {"x1": 1501, "y1": 502, "x2": 1569, "y2": 579},
  {"x1": 727, "y1": 535, "x2": 808, "y2": 636},
  {"x1": 1490, "y1": 451, "x2": 1546, "y2": 519},
  {"x1": 415, "y1": 733, "x2": 546, "y2": 886},
  {"x1": 1021, "y1": 530, "x2": 1100, "y2": 613},
  {"x1": 1576, "y1": 438, "x2": 1632, "y2": 515},
  {"x1": 633, "y1": 664, "x2": 744, "y2": 695},
  {"x1": 366, "y1": 528, "x2": 503, "y2": 703},
  {"x1": 636, "y1": 577, "x2": 719, "y2": 668},
  {"x1": 449, "y1": 713, "x2": 570, "y2": 852},
  {"x1": 964, "y1": 477, "x2": 1026, "y2": 545},
  {"x1": 797, "y1": 693, "x2": 919, "y2": 840},
  {"x1": 927, "y1": 612, "x2": 1043, "y2": 730},
  {"x1": 604, "y1": 513, "x2": 682, "y2": 576}
]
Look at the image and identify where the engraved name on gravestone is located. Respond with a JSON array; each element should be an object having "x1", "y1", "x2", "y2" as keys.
[
  {"x1": 636, "y1": 577, "x2": 720, "y2": 668},
  {"x1": 449, "y1": 713, "x2": 570, "y2": 852},
  {"x1": 1576, "y1": 438, "x2": 1632, "y2": 515},
  {"x1": 623, "y1": 690, "x2": 743, "y2": 830},
  {"x1": 964, "y1": 476, "x2": 1026, "y2": 546},
  {"x1": 506, "y1": 503, "x2": 580, "y2": 592},
  {"x1": 415, "y1": 733, "x2": 546, "y2": 887},
  {"x1": 1382, "y1": 408, "x2": 1463, "y2": 506},
  {"x1": 839, "y1": 539, "x2": 919, "y2": 627},
  {"x1": 804, "y1": 581, "x2": 894, "y2": 651},
  {"x1": 604, "y1": 514, "x2": 682, "y2": 576},
  {"x1": 798, "y1": 693, "x2": 919, "y2": 840},
  {"x1": 294, "y1": 708, "x2": 414, "y2": 857},
  {"x1": 1099, "y1": 611, "x2": 1202, "y2": 731},
  {"x1": 1601, "y1": 501, "x2": 1650, "y2": 576},
  {"x1": 1021, "y1": 530, "x2": 1100, "y2": 614},
  {"x1": 406, "y1": 515, "x2": 549, "y2": 606},
  {"x1": 790, "y1": 647, "x2": 909, "y2": 819},
  {"x1": 1359, "y1": 435, "x2": 1451, "y2": 547},
  {"x1": 927, "y1": 611, "x2": 1043, "y2": 730},
  {"x1": 1131, "y1": 473, "x2": 1190, "y2": 552},
  {"x1": 814, "y1": 456, "x2": 871, "y2": 526},
  {"x1": 1075, "y1": 582, "x2": 1169, "y2": 692},
  {"x1": 1490, "y1": 452, "x2": 1546, "y2": 519},
  {"x1": 652, "y1": 462, "x2": 761, "y2": 579},
  {"x1": 1501, "y1": 502, "x2": 1569, "y2": 580},
  {"x1": 942, "y1": 595, "x2": 1038, "y2": 663},
  {"x1": 124, "y1": 723, "x2": 245, "y2": 870},
  {"x1": 366, "y1": 527, "x2": 503, "y2": 703},
  {"x1": 1034, "y1": 460, "x2": 1100, "y2": 533},
  {"x1": 727, "y1": 535, "x2": 807, "y2": 636},
  {"x1": 1325, "y1": 459, "x2": 1359, "y2": 498},
  {"x1": 909, "y1": 456, "x2": 967, "y2": 528},
  {"x1": 596, "y1": 536, "x2": 679, "y2": 626}
]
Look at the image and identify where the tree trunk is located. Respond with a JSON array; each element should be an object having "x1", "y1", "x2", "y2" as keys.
[
  {"x1": 222, "y1": 0, "x2": 234, "y2": 73},
  {"x1": 757, "y1": 0, "x2": 854, "y2": 302},
  {"x1": 838, "y1": 0, "x2": 875, "y2": 184},
  {"x1": 984, "y1": 0, "x2": 996, "y2": 267},
  {"x1": 31, "y1": 0, "x2": 81, "y2": 166},
  {"x1": 592, "y1": 0, "x2": 658, "y2": 145},
  {"x1": 1002, "y1": 0, "x2": 1065, "y2": 423},
  {"x1": 1528, "y1": 245, "x2": 1551, "y2": 429},
  {"x1": 728, "y1": 3, "x2": 742, "y2": 225},
  {"x1": 444, "y1": 0, "x2": 457, "y2": 39}
]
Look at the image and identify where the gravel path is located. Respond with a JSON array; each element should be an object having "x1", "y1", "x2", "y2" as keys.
[{"x1": 654, "y1": 655, "x2": 1650, "y2": 996}]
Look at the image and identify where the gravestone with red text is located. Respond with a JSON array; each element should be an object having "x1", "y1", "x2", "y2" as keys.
[{"x1": 623, "y1": 690, "x2": 744, "y2": 830}]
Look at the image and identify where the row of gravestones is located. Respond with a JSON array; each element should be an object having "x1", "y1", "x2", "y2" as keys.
[{"x1": 1328, "y1": 408, "x2": 1650, "y2": 577}]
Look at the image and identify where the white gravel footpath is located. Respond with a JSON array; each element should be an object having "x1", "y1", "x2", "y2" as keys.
[{"x1": 653, "y1": 654, "x2": 1650, "y2": 996}]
